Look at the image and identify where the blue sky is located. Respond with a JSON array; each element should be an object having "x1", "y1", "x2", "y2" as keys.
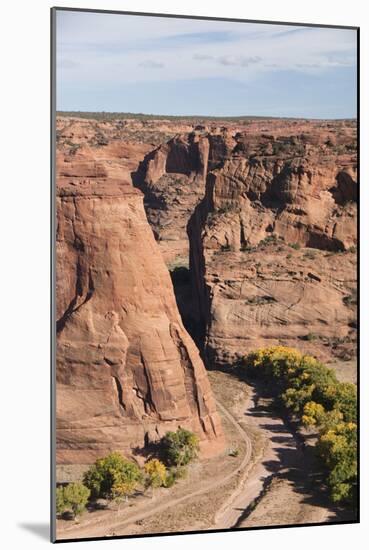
[{"x1": 56, "y1": 10, "x2": 357, "y2": 118}]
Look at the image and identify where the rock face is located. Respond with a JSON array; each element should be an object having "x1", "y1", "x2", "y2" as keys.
[
  {"x1": 132, "y1": 129, "x2": 238, "y2": 266},
  {"x1": 132, "y1": 133, "x2": 210, "y2": 265},
  {"x1": 56, "y1": 146, "x2": 224, "y2": 465},
  {"x1": 188, "y1": 129, "x2": 357, "y2": 366},
  {"x1": 55, "y1": 115, "x2": 357, "y2": 458},
  {"x1": 106, "y1": 117, "x2": 356, "y2": 368}
]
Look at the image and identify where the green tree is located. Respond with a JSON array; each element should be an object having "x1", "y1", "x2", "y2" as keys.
[
  {"x1": 56, "y1": 482, "x2": 90, "y2": 519},
  {"x1": 83, "y1": 452, "x2": 142, "y2": 502},
  {"x1": 162, "y1": 428, "x2": 200, "y2": 467},
  {"x1": 163, "y1": 466, "x2": 187, "y2": 488}
]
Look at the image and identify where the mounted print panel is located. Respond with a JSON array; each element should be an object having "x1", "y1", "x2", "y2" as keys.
[{"x1": 51, "y1": 7, "x2": 358, "y2": 542}]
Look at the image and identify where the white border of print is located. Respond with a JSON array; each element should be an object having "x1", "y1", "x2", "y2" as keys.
[{"x1": 1, "y1": 1, "x2": 367, "y2": 549}]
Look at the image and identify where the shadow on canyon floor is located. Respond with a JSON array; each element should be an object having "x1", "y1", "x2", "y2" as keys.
[
  {"x1": 160, "y1": 256, "x2": 357, "y2": 525},
  {"x1": 210, "y1": 364, "x2": 357, "y2": 525}
]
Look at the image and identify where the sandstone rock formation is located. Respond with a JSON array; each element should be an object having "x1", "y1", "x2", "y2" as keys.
[
  {"x1": 132, "y1": 133, "x2": 210, "y2": 265},
  {"x1": 55, "y1": 113, "x2": 357, "y2": 401},
  {"x1": 91, "y1": 115, "x2": 355, "y2": 369},
  {"x1": 188, "y1": 129, "x2": 357, "y2": 366},
  {"x1": 56, "y1": 146, "x2": 224, "y2": 466},
  {"x1": 130, "y1": 128, "x2": 239, "y2": 266}
]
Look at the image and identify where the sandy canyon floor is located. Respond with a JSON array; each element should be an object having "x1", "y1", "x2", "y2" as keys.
[{"x1": 56, "y1": 366, "x2": 355, "y2": 540}]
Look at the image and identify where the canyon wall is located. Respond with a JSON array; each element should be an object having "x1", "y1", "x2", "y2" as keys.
[
  {"x1": 55, "y1": 116, "x2": 357, "y2": 455},
  {"x1": 56, "y1": 146, "x2": 224, "y2": 465},
  {"x1": 116, "y1": 118, "x2": 356, "y2": 368},
  {"x1": 187, "y1": 130, "x2": 357, "y2": 366},
  {"x1": 132, "y1": 129, "x2": 236, "y2": 266}
]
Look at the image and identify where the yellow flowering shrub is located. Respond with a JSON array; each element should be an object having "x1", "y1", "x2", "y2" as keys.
[
  {"x1": 243, "y1": 345, "x2": 357, "y2": 504},
  {"x1": 144, "y1": 458, "x2": 167, "y2": 489}
]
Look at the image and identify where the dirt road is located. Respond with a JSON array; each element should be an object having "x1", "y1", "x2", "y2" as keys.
[
  {"x1": 215, "y1": 384, "x2": 336, "y2": 529},
  {"x1": 57, "y1": 399, "x2": 252, "y2": 540},
  {"x1": 57, "y1": 372, "x2": 343, "y2": 540}
]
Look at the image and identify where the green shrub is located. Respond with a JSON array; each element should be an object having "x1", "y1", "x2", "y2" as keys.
[
  {"x1": 174, "y1": 465, "x2": 188, "y2": 479},
  {"x1": 162, "y1": 428, "x2": 200, "y2": 467},
  {"x1": 228, "y1": 448, "x2": 240, "y2": 457},
  {"x1": 83, "y1": 452, "x2": 142, "y2": 501},
  {"x1": 305, "y1": 332, "x2": 317, "y2": 341},
  {"x1": 216, "y1": 204, "x2": 234, "y2": 215},
  {"x1": 240, "y1": 243, "x2": 255, "y2": 252},
  {"x1": 163, "y1": 468, "x2": 177, "y2": 488},
  {"x1": 163, "y1": 466, "x2": 187, "y2": 488},
  {"x1": 258, "y1": 234, "x2": 278, "y2": 247},
  {"x1": 56, "y1": 482, "x2": 90, "y2": 519}
]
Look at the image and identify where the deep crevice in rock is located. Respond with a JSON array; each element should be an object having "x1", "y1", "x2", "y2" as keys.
[
  {"x1": 169, "y1": 266, "x2": 204, "y2": 351},
  {"x1": 112, "y1": 375, "x2": 126, "y2": 412},
  {"x1": 56, "y1": 264, "x2": 95, "y2": 333}
]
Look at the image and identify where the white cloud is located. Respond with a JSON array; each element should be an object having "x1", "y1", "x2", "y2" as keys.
[
  {"x1": 56, "y1": 11, "x2": 357, "y2": 85},
  {"x1": 214, "y1": 55, "x2": 262, "y2": 66},
  {"x1": 193, "y1": 54, "x2": 213, "y2": 61},
  {"x1": 138, "y1": 60, "x2": 164, "y2": 68}
]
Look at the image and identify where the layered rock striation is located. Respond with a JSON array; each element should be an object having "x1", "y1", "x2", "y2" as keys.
[{"x1": 188, "y1": 129, "x2": 357, "y2": 366}]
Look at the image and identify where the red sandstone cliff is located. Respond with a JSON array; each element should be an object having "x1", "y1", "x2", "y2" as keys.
[
  {"x1": 56, "y1": 147, "x2": 224, "y2": 465},
  {"x1": 187, "y1": 129, "x2": 357, "y2": 366},
  {"x1": 55, "y1": 115, "x2": 357, "y2": 415},
  {"x1": 108, "y1": 119, "x2": 356, "y2": 368}
]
